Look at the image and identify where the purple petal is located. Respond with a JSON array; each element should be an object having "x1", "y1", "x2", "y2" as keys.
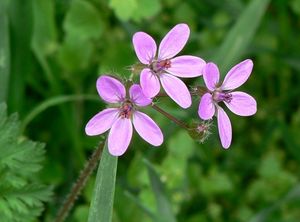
[
  {"x1": 217, "y1": 107, "x2": 232, "y2": 149},
  {"x1": 129, "y1": 84, "x2": 152, "y2": 107},
  {"x1": 132, "y1": 32, "x2": 157, "y2": 65},
  {"x1": 140, "y1": 68, "x2": 160, "y2": 98},
  {"x1": 160, "y1": 73, "x2": 191, "y2": 108},
  {"x1": 133, "y1": 111, "x2": 163, "y2": 146},
  {"x1": 158, "y1": 23, "x2": 190, "y2": 60},
  {"x1": 224, "y1": 91, "x2": 257, "y2": 116},
  {"x1": 222, "y1": 59, "x2": 253, "y2": 90},
  {"x1": 97, "y1": 75, "x2": 126, "y2": 103},
  {"x1": 203, "y1": 62, "x2": 220, "y2": 91},
  {"x1": 85, "y1": 108, "x2": 119, "y2": 136},
  {"x1": 198, "y1": 93, "x2": 215, "y2": 120},
  {"x1": 167, "y1": 56, "x2": 206, "y2": 78},
  {"x1": 108, "y1": 117, "x2": 133, "y2": 156}
]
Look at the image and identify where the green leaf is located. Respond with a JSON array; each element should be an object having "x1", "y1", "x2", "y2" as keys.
[
  {"x1": 159, "y1": 130, "x2": 194, "y2": 190},
  {"x1": 64, "y1": 0, "x2": 103, "y2": 41},
  {"x1": 213, "y1": 0, "x2": 270, "y2": 73},
  {"x1": 132, "y1": 0, "x2": 161, "y2": 22},
  {"x1": 124, "y1": 190, "x2": 156, "y2": 219},
  {"x1": 31, "y1": 0, "x2": 57, "y2": 87},
  {"x1": 250, "y1": 184, "x2": 300, "y2": 222},
  {"x1": 144, "y1": 159, "x2": 177, "y2": 222},
  {"x1": 0, "y1": 103, "x2": 52, "y2": 222},
  {"x1": 0, "y1": 0, "x2": 10, "y2": 102},
  {"x1": 59, "y1": 0, "x2": 103, "y2": 72},
  {"x1": 58, "y1": 34, "x2": 94, "y2": 72},
  {"x1": 31, "y1": 0, "x2": 57, "y2": 55},
  {"x1": 88, "y1": 142, "x2": 118, "y2": 222},
  {"x1": 109, "y1": 0, "x2": 161, "y2": 22},
  {"x1": 290, "y1": 0, "x2": 300, "y2": 15},
  {"x1": 109, "y1": 0, "x2": 137, "y2": 21}
]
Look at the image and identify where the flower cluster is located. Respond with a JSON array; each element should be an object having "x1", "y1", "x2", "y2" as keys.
[{"x1": 85, "y1": 24, "x2": 257, "y2": 156}]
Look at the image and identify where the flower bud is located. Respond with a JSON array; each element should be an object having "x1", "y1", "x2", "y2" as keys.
[
  {"x1": 128, "y1": 63, "x2": 146, "y2": 75},
  {"x1": 188, "y1": 120, "x2": 212, "y2": 143}
]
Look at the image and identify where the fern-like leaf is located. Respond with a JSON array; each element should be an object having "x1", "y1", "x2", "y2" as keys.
[{"x1": 0, "y1": 103, "x2": 52, "y2": 222}]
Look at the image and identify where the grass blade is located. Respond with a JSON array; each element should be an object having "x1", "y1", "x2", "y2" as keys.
[
  {"x1": 249, "y1": 184, "x2": 300, "y2": 222},
  {"x1": 31, "y1": 0, "x2": 58, "y2": 91},
  {"x1": 21, "y1": 94, "x2": 99, "y2": 130},
  {"x1": 144, "y1": 159, "x2": 177, "y2": 222},
  {"x1": 88, "y1": 141, "x2": 118, "y2": 222},
  {"x1": 213, "y1": 0, "x2": 270, "y2": 73},
  {"x1": 8, "y1": 0, "x2": 33, "y2": 112},
  {"x1": 0, "y1": 0, "x2": 10, "y2": 102},
  {"x1": 124, "y1": 190, "x2": 156, "y2": 219}
]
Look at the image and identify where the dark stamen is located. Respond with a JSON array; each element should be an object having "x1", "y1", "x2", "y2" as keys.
[
  {"x1": 213, "y1": 91, "x2": 232, "y2": 103},
  {"x1": 119, "y1": 102, "x2": 133, "y2": 119},
  {"x1": 151, "y1": 59, "x2": 172, "y2": 73}
]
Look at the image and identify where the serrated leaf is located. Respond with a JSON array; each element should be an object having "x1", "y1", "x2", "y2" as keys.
[{"x1": 0, "y1": 103, "x2": 52, "y2": 222}]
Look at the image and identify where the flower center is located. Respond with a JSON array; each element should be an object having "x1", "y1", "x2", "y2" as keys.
[
  {"x1": 119, "y1": 101, "x2": 134, "y2": 119},
  {"x1": 213, "y1": 91, "x2": 232, "y2": 103},
  {"x1": 150, "y1": 59, "x2": 171, "y2": 73}
]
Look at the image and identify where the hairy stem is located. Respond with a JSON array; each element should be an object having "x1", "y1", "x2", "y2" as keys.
[
  {"x1": 54, "y1": 142, "x2": 104, "y2": 222},
  {"x1": 151, "y1": 104, "x2": 190, "y2": 130}
]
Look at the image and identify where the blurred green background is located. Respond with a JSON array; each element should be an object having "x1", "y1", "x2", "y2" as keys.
[{"x1": 1, "y1": 0, "x2": 300, "y2": 221}]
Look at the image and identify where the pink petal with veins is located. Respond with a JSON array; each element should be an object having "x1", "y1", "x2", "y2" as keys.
[
  {"x1": 85, "y1": 108, "x2": 119, "y2": 136},
  {"x1": 203, "y1": 62, "x2": 220, "y2": 91},
  {"x1": 158, "y1": 23, "x2": 190, "y2": 60},
  {"x1": 160, "y1": 73, "x2": 191, "y2": 108},
  {"x1": 224, "y1": 91, "x2": 257, "y2": 116},
  {"x1": 168, "y1": 56, "x2": 205, "y2": 78},
  {"x1": 140, "y1": 68, "x2": 160, "y2": 98},
  {"x1": 217, "y1": 107, "x2": 232, "y2": 149},
  {"x1": 222, "y1": 59, "x2": 253, "y2": 90},
  {"x1": 108, "y1": 118, "x2": 133, "y2": 156},
  {"x1": 97, "y1": 75, "x2": 126, "y2": 103},
  {"x1": 133, "y1": 111, "x2": 163, "y2": 146},
  {"x1": 129, "y1": 84, "x2": 152, "y2": 107},
  {"x1": 132, "y1": 32, "x2": 157, "y2": 65},
  {"x1": 198, "y1": 93, "x2": 215, "y2": 120}
]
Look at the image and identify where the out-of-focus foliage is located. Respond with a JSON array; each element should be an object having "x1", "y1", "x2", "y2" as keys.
[
  {"x1": 1, "y1": 0, "x2": 300, "y2": 221},
  {"x1": 0, "y1": 103, "x2": 52, "y2": 222}
]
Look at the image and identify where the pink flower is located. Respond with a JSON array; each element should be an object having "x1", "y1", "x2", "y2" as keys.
[
  {"x1": 132, "y1": 23, "x2": 206, "y2": 108},
  {"x1": 198, "y1": 59, "x2": 257, "y2": 149},
  {"x1": 85, "y1": 76, "x2": 163, "y2": 156}
]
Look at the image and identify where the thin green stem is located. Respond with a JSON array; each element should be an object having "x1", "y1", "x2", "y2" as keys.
[
  {"x1": 54, "y1": 141, "x2": 105, "y2": 222},
  {"x1": 151, "y1": 103, "x2": 190, "y2": 130}
]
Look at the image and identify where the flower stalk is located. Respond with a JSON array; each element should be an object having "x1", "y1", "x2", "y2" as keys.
[
  {"x1": 151, "y1": 103, "x2": 190, "y2": 130},
  {"x1": 54, "y1": 141, "x2": 105, "y2": 222}
]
